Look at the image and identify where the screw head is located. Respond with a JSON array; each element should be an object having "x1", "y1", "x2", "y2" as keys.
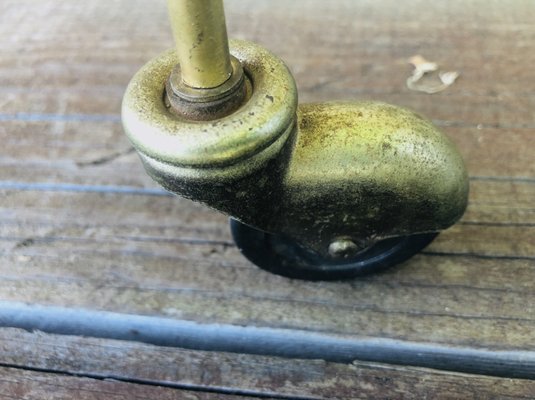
[{"x1": 328, "y1": 238, "x2": 361, "y2": 259}]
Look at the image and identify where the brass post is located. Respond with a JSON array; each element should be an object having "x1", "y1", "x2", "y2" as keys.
[{"x1": 168, "y1": 0, "x2": 233, "y2": 89}]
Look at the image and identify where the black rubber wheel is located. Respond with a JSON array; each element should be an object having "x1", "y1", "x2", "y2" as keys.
[{"x1": 230, "y1": 219, "x2": 438, "y2": 281}]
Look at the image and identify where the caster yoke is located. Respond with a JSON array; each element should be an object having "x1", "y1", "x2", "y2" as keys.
[{"x1": 122, "y1": 0, "x2": 468, "y2": 279}]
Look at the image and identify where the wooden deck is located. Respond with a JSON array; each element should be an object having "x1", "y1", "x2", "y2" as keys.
[{"x1": 1, "y1": 0, "x2": 534, "y2": 398}]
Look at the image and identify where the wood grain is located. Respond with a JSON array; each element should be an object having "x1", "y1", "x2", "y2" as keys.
[
  {"x1": 1, "y1": 328, "x2": 535, "y2": 400},
  {"x1": 0, "y1": 368, "x2": 246, "y2": 400},
  {"x1": 1, "y1": 0, "x2": 535, "y2": 395},
  {"x1": 1, "y1": 185, "x2": 533, "y2": 357}
]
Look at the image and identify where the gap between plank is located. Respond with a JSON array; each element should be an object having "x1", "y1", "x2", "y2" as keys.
[
  {"x1": 0, "y1": 301, "x2": 533, "y2": 380},
  {"x1": 0, "y1": 181, "x2": 170, "y2": 196},
  {"x1": 0, "y1": 112, "x2": 121, "y2": 123},
  {"x1": 0, "y1": 363, "x2": 309, "y2": 400}
]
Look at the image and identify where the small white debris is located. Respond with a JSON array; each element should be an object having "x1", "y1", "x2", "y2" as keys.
[
  {"x1": 406, "y1": 55, "x2": 459, "y2": 94},
  {"x1": 408, "y1": 55, "x2": 439, "y2": 74},
  {"x1": 439, "y1": 71, "x2": 460, "y2": 86}
]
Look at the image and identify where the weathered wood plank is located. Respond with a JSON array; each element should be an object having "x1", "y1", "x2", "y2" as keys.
[
  {"x1": 1, "y1": 328, "x2": 535, "y2": 400},
  {"x1": 1, "y1": 0, "x2": 535, "y2": 388},
  {"x1": 2, "y1": 0, "x2": 535, "y2": 129},
  {"x1": 0, "y1": 368, "x2": 245, "y2": 400},
  {"x1": 0, "y1": 173, "x2": 534, "y2": 354},
  {"x1": 0, "y1": 191, "x2": 534, "y2": 354}
]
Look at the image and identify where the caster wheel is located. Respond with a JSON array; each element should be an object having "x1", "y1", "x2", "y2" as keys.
[{"x1": 230, "y1": 219, "x2": 438, "y2": 281}]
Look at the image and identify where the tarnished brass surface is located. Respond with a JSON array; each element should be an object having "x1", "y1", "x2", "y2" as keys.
[
  {"x1": 168, "y1": 0, "x2": 232, "y2": 89},
  {"x1": 122, "y1": 39, "x2": 469, "y2": 257},
  {"x1": 122, "y1": 40, "x2": 297, "y2": 173},
  {"x1": 281, "y1": 102, "x2": 469, "y2": 254}
]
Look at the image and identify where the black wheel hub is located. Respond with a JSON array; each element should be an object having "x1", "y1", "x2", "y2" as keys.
[{"x1": 230, "y1": 219, "x2": 438, "y2": 280}]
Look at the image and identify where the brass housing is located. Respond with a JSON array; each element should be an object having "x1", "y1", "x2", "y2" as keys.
[{"x1": 122, "y1": 40, "x2": 468, "y2": 257}]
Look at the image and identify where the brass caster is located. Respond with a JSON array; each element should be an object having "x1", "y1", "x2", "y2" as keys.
[
  {"x1": 122, "y1": 0, "x2": 469, "y2": 280},
  {"x1": 230, "y1": 219, "x2": 438, "y2": 280}
]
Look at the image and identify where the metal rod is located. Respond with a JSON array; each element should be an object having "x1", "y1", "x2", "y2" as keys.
[{"x1": 168, "y1": 0, "x2": 233, "y2": 89}]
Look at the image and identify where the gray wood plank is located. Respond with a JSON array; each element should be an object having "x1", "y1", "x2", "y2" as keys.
[
  {"x1": 1, "y1": 0, "x2": 534, "y2": 387},
  {"x1": 1, "y1": 328, "x2": 535, "y2": 400}
]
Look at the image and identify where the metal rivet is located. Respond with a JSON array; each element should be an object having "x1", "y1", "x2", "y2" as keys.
[{"x1": 328, "y1": 238, "x2": 361, "y2": 259}]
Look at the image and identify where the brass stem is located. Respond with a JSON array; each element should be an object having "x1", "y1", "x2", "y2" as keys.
[{"x1": 168, "y1": 0, "x2": 233, "y2": 89}]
